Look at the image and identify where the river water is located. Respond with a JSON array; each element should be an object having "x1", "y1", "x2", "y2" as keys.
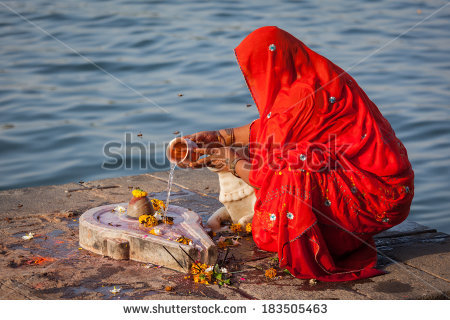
[{"x1": 0, "y1": 0, "x2": 449, "y2": 232}]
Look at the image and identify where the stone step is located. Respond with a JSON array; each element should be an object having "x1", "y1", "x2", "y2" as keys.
[{"x1": 375, "y1": 221, "x2": 436, "y2": 238}]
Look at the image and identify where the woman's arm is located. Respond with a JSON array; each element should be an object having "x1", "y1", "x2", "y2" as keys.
[
  {"x1": 217, "y1": 123, "x2": 251, "y2": 146},
  {"x1": 182, "y1": 122, "x2": 251, "y2": 149},
  {"x1": 191, "y1": 147, "x2": 257, "y2": 188},
  {"x1": 233, "y1": 159, "x2": 252, "y2": 186}
]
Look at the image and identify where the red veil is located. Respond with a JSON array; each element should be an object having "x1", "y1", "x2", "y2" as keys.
[{"x1": 235, "y1": 27, "x2": 414, "y2": 281}]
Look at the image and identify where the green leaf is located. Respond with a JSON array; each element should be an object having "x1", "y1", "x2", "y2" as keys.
[
  {"x1": 283, "y1": 269, "x2": 292, "y2": 275},
  {"x1": 269, "y1": 256, "x2": 279, "y2": 263}
]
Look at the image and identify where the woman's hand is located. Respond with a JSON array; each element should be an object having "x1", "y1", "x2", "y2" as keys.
[
  {"x1": 183, "y1": 131, "x2": 221, "y2": 148},
  {"x1": 190, "y1": 147, "x2": 246, "y2": 170}
]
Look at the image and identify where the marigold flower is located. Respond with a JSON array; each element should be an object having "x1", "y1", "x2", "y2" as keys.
[
  {"x1": 230, "y1": 223, "x2": 242, "y2": 233},
  {"x1": 176, "y1": 236, "x2": 193, "y2": 245},
  {"x1": 149, "y1": 228, "x2": 162, "y2": 236},
  {"x1": 188, "y1": 263, "x2": 230, "y2": 286},
  {"x1": 139, "y1": 214, "x2": 158, "y2": 227},
  {"x1": 132, "y1": 189, "x2": 148, "y2": 198},
  {"x1": 162, "y1": 216, "x2": 174, "y2": 225},
  {"x1": 138, "y1": 215, "x2": 147, "y2": 224},
  {"x1": 190, "y1": 263, "x2": 207, "y2": 275},
  {"x1": 265, "y1": 267, "x2": 277, "y2": 279},
  {"x1": 151, "y1": 199, "x2": 166, "y2": 212},
  {"x1": 245, "y1": 223, "x2": 252, "y2": 233}
]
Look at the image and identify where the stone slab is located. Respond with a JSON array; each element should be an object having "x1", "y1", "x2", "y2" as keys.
[
  {"x1": 79, "y1": 203, "x2": 217, "y2": 272},
  {"x1": 236, "y1": 278, "x2": 368, "y2": 300},
  {"x1": 375, "y1": 221, "x2": 436, "y2": 238},
  {"x1": 387, "y1": 237, "x2": 450, "y2": 281},
  {"x1": 353, "y1": 262, "x2": 450, "y2": 299}
]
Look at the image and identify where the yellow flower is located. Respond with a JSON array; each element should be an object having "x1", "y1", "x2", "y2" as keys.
[
  {"x1": 188, "y1": 263, "x2": 230, "y2": 286},
  {"x1": 176, "y1": 236, "x2": 193, "y2": 245},
  {"x1": 190, "y1": 263, "x2": 208, "y2": 275},
  {"x1": 151, "y1": 199, "x2": 166, "y2": 212},
  {"x1": 110, "y1": 286, "x2": 121, "y2": 294},
  {"x1": 245, "y1": 223, "x2": 252, "y2": 233},
  {"x1": 138, "y1": 215, "x2": 148, "y2": 224},
  {"x1": 162, "y1": 216, "x2": 174, "y2": 225},
  {"x1": 132, "y1": 189, "x2": 148, "y2": 198},
  {"x1": 230, "y1": 223, "x2": 242, "y2": 233},
  {"x1": 265, "y1": 267, "x2": 277, "y2": 279},
  {"x1": 149, "y1": 228, "x2": 162, "y2": 236},
  {"x1": 192, "y1": 271, "x2": 210, "y2": 285},
  {"x1": 139, "y1": 214, "x2": 158, "y2": 227}
]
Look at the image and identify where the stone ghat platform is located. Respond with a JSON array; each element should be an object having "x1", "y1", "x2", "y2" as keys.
[{"x1": 0, "y1": 168, "x2": 448, "y2": 300}]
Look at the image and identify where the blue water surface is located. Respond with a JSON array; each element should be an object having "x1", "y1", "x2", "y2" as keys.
[{"x1": 0, "y1": 0, "x2": 449, "y2": 232}]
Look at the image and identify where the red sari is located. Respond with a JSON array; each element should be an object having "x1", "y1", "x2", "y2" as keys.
[{"x1": 235, "y1": 27, "x2": 414, "y2": 281}]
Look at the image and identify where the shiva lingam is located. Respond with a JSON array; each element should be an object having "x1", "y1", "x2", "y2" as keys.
[
  {"x1": 127, "y1": 189, "x2": 154, "y2": 218},
  {"x1": 79, "y1": 189, "x2": 217, "y2": 272},
  {"x1": 79, "y1": 140, "x2": 217, "y2": 272}
]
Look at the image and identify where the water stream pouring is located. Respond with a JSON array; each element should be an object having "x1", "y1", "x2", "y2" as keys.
[{"x1": 165, "y1": 137, "x2": 199, "y2": 216}]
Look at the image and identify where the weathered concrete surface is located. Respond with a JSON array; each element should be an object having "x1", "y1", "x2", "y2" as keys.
[{"x1": 0, "y1": 168, "x2": 448, "y2": 300}]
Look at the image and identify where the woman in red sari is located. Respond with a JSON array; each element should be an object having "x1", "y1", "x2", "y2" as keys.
[{"x1": 186, "y1": 26, "x2": 414, "y2": 281}]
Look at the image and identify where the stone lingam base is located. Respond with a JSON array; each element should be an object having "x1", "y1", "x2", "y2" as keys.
[{"x1": 79, "y1": 203, "x2": 217, "y2": 272}]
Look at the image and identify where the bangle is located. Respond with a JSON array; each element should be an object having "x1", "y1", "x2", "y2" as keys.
[
  {"x1": 230, "y1": 158, "x2": 244, "y2": 178},
  {"x1": 224, "y1": 128, "x2": 235, "y2": 146},
  {"x1": 216, "y1": 130, "x2": 225, "y2": 145},
  {"x1": 218, "y1": 128, "x2": 235, "y2": 146}
]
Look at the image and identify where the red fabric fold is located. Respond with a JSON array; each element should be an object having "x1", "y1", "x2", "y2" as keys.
[{"x1": 236, "y1": 26, "x2": 414, "y2": 281}]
